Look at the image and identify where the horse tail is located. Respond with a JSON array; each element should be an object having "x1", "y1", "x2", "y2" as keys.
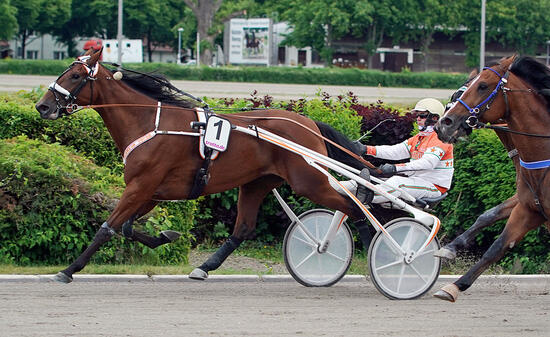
[{"x1": 315, "y1": 121, "x2": 366, "y2": 170}]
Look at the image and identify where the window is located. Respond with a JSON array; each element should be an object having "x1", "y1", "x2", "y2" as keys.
[
  {"x1": 53, "y1": 51, "x2": 66, "y2": 60},
  {"x1": 26, "y1": 50, "x2": 38, "y2": 59}
]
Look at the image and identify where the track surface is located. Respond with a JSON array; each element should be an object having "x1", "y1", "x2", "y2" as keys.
[{"x1": 1, "y1": 278, "x2": 549, "y2": 336}]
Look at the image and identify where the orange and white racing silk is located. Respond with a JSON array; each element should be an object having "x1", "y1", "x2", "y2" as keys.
[{"x1": 366, "y1": 131, "x2": 454, "y2": 192}]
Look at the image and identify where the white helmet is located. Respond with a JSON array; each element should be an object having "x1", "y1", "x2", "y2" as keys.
[{"x1": 413, "y1": 98, "x2": 445, "y2": 118}]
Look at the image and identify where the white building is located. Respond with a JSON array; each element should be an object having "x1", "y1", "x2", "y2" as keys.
[{"x1": 9, "y1": 33, "x2": 68, "y2": 60}]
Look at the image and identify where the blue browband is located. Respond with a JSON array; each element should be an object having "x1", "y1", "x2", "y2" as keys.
[
  {"x1": 457, "y1": 67, "x2": 506, "y2": 119},
  {"x1": 520, "y1": 158, "x2": 550, "y2": 170}
]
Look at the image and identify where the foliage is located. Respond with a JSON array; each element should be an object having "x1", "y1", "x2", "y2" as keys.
[
  {"x1": 351, "y1": 100, "x2": 415, "y2": 146},
  {"x1": 436, "y1": 129, "x2": 550, "y2": 273},
  {"x1": 0, "y1": 0, "x2": 18, "y2": 40},
  {"x1": 0, "y1": 136, "x2": 196, "y2": 266},
  {"x1": 0, "y1": 89, "x2": 123, "y2": 173},
  {"x1": 0, "y1": 59, "x2": 469, "y2": 89}
]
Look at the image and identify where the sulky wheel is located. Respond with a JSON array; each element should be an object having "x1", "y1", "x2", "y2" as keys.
[
  {"x1": 283, "y1": 209, "x2": 354, "y2": 287},
  {"x1": 368, "y1": 217, "x2": 441, "y2": 300}
]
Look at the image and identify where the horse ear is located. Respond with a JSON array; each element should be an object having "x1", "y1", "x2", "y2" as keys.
[{"x1": 87, "y1": 47, "x2": 103, "y2": 67}]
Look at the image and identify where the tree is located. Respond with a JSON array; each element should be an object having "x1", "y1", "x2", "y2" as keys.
[
  {"x1": 350, "y1": 0, "x2": 417, "y2": 69},
  {"x1": 283, "y1": 0, "x2": 355, "y2": 65},
  {"x1": 11, "y1": 0, "x2": 71, "y2": 59},
  {"x1": 0, "y1": 0, "x2": 18, "y2": 41},
  {"x1": 11, "y1": 0, "x2": 40, "y2": 59},
  {"x1": 125, "y1": 0, "x2": 185, "y2": 62},
  {"x1": 400, "y1": 0, "x2": 463, "y2": 71},
  {"x1": 183, "y1": 0, "x2": 249, "y2": 65}
]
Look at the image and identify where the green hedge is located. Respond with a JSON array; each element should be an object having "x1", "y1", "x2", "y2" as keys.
[
  {"x1": 0, "y1": 89, "x2": 123, "y2": 174},
  {"x1": 0, "y1": 136, "x2": 195, "y2": 265},
  {"x1": 0, "y1": 59, "x2": 468, "y2": 89}
]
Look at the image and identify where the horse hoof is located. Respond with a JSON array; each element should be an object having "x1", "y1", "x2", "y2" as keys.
[
  {"x1": 189, "y1": 268, "x2": 208, "y2": 280},
  {"x1": 433, "y1": 284, "x2": 459, "y2": 302},
  {"x1": 53, "y1": 272, "x2": 73, "y2": 284},
  {"x1": 160, "y1": 230, "x2": 182, "y2": 242},
  {"x1": 433, "y1": 247, "x2": 456, "y2": 260}
]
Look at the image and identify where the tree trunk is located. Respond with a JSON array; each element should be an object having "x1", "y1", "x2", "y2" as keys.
[
  {"x1": 21, "y1": 30, "x2": 28, "y2": 59},
  {"x1": 147, "y1": 30, "x2": 153, "y2": 63},
  {"x1": 184, "y1": 0, "x2": 222, "y2": 66},
  {"x1": 421, "y1": 33, "x2": 433, "y2": 72}
]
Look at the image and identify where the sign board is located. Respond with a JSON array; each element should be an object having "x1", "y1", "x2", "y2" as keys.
[
  {"x1": 102, "y1": 39, "x2": 143, "y2": 63},
  {"x1": 228, "y1": 18, "x2": 271, "y2": 65}
]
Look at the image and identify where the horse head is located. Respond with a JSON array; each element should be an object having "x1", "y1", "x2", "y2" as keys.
[
  {"x1": 435, "y1": 56, "x2": 516, "y2": 143},
  {"x1": 35, "y1": 48, "x2": 104, "y2": 120}
]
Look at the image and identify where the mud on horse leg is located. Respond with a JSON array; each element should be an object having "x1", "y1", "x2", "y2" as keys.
[
  {"x1": 434, "y1": 204, "x2": 542, "y2": 302},
  {"x1": 189, "y1": 175, "x2": 283, "y2": 280},
  {"x1": 435, "y1": 195, "x2": 518, "y2": 260}
]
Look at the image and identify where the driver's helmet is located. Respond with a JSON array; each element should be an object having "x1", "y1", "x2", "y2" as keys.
[{"x1": 413, "y1": 98, "x2": 445, "y2": 118}]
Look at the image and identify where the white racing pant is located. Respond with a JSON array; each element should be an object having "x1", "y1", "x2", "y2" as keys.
[{"x1": 372, "y1": 175, "x2": 441, "y2": 204}]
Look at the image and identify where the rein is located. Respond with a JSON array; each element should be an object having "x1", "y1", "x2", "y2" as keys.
[{"x1": 66, "y1": 103, "x2": 377, "y2": 170}]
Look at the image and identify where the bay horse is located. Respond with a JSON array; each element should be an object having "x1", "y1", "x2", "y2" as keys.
[
  {"x1": 435, "y1": 68, "x2": 520, "y2": 260},
  {"x1": 434, "y1": 55, "x2": 550, "y2": 302},
  {"x1": 35, "y1": 48, "x2": 371, "y2": 283}
]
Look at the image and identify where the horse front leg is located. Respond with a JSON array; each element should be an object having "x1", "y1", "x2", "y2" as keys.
[
  {"x1": 433, "y1": 203, "x2": 543, "y2": 302},
  {"x1": 121, "y1": 200, "x2": 182, "y2": 248},
  {"x1": 189, "y1": 175, "x2": 282, "y2": 280},
  {"x1": 435, "y1": 194, "x2": 518, "y2": 260},
  {"x1": 54, "y1": 180, "x2": 158, "y2": 283}
]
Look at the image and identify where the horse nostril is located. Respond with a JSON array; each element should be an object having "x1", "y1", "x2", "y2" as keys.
[{"x1": 36, "y1": 104, "x2": 50, "y2": 114}]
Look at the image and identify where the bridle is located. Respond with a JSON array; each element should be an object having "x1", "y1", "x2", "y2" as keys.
[
  {"x1": 48, "y1": 55, "x2": 99, "y2": 115},
  {"x1": 456, "y1": 66, "x2": 511, "y2": 128},
  {"x1": 455, "y1": 65, "x2": 549, "y2": 138}
]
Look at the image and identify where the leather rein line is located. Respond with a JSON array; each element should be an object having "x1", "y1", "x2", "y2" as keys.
[{"x1": 69, "y1": 102, "x2": 377, "y2": 170}]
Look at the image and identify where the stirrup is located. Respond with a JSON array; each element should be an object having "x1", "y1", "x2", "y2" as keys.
[{"x1": 356, "y1": 168, "x2": 373, "y2": 204}]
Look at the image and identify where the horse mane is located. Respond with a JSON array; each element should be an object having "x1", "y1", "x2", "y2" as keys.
[
  {"x1": 509, "y1": 56, "x2": 550, "y2": 105},
  {"x1": 115, "y1": 68, "x2": 201, "y2": 109}
]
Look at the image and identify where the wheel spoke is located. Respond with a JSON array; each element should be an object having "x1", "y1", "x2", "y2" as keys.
[
  {"x1": 292, "y1": 235, "x2": 317, "y2": 248},
  {"x1": 324, "y1": 250, "x2": 347, "y2": 263},
  {"x1": 296, "y1": 224, "x2": 319, "y2": 246},
  {"x1": 396, "y1": 263, "x2": 406, "y2": 293},
  {"x1": 380, "y1": 235, "x2": 404, "y2": 256},
  {"x1": 374, "y1": 258, "x2": 403, "y2": 272},
  {"x1": 414, "y1": 248, "x2": 436, "y2": 259},
  {"x1": 402, "y1": 225, "x2": 417, "y2": 251},
  {"x1": 407, "y1": 262, "x2": 429, "y2": 283},
  {"x1": 294, "y1": 250, "x2": 317, "y2": 269}
]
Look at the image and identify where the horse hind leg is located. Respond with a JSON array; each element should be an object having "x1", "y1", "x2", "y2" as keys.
[
  {"x1": 435, "y1": 195, "x2": 518, "y2": 260},
  {"x1": 121, "y1": 200, "x2": 182, "y2": 248},
  {"x1": 189, "y1": 175, "x2": 283, "y2": 280},
  {"x1": 434, "y1": 203, "x2": 542, "y2": 302}
]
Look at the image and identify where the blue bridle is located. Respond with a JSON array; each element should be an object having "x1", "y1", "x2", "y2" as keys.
[{"x1": 457, "y1": 67, "x2": 509, "y2": 128}]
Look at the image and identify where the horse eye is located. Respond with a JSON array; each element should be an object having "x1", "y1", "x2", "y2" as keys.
[
  {"x1": 478, "y1": 83, "x2": 488, "y2": 91},
  {"x1": 71, "y1": 73, "x2": 80, "y2": 79}
]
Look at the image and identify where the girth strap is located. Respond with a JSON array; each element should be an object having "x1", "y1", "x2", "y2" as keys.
[
  {"x1": 188, "y1": 141, "x2": 214, "y2": 200},
  {"x1": 520, "y1": 167, "x2": 550, "y2": 221}
]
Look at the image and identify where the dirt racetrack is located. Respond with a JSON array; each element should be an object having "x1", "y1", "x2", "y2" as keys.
[{"x1": 1, "y1": 277, "x2": 549, "y2": 337}]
